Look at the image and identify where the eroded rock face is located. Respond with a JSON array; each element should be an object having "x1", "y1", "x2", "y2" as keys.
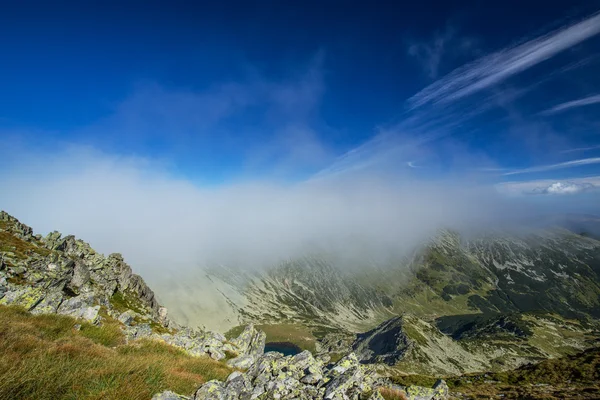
[
  {"x1": 193, "y1": 351, "x2": 381, "y2": 400},
  {"x1": 352, "y1": 316, "x2": 412, "y2": 365},
  {"x1": 186, "y1": 346, "x2": 449, "y2": 400},
  {"x1": 0, "y1": 211, "x2": 162, "y2": 325},
  {"x1": 405, "y1": 379, "x2": 449, "y2": 400}
]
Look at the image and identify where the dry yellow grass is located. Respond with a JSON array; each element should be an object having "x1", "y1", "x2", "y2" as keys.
[
  {"x1": 379, "y1": 387, "x2": 408, "y2": 400},
  {"x1": 0, "y1": 305, "x2": 231, "y2": 400}
]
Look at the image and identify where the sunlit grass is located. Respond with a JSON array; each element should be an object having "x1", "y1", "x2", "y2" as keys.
[{"x1": 0, "y1": 305, "x2": 231, "y2": 400}]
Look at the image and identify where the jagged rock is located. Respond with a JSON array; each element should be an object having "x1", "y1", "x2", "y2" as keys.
[
  {"x1": 30, "y1": 290, "x2": 64, "y2": 314},
  {"x1": 224, "y1": 371, "x2": 252, "y2": 398},
  {"x1": 230, "y1": 324, "x2": 266, "y2": 357},
  {"x1": 159, "y1": 306, "x2": 169, "y2": 326},
  {"x1": 69, "y1": 261, "x2": 90, "y2": 292},
  {"x1": 227, "y1": 354, "x2": 255, "y2": 369},
  {"x1": 57, "y1": 293, "x2": 100, "y2": 323},
  {"x1": 125, "y1": 323, "x2": 154, "y2": 340},
  {"x1": 432, "y1": 379, "x2": 449, "y2": 399},
  {"x1": 331, "y1": 353, "x2": 359, "y2": 376},
  {"x1": 301, "y1": 373, "x2": 323, "y2": 385},
  {"x1": 352, "y1": 316, "x2": 412, "y2": 365},
  {"x1": 152, "y1": 390, "x2": 190, "y2": 399},
  {"x1": 193, "y1": 380, "x2": 225, "y2": 400},
  {"x1": 118, "y1": 309, "x2": 138, "y2": 325},
  {"x1": 405, "y1": 379, "x2": 449, "y2": 400},
  {"x1": 324, "y1": 366, "x2": 363, "y2": 399},
  {"x1": 369, "y1": 390, "x2": 386, "y2": 400},
  {"x1": 209, "y1": 348, "x2": 226, "y2": 361},
  {"x1": 0, "y1": 286, "x2": 46, "y2": 310},
  {"x1": 196, "y1": 349, "x2": 387, "y2": 400}
]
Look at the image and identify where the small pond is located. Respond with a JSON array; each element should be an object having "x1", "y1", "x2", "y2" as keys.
[{"x1": 264, "y1": 342, "x2": 302, "y2": 356}]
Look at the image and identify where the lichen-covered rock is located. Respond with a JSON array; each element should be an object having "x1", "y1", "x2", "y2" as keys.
[
  {"x1": 30, "y1": 290, "x2": 64, "y2": 314},
  {"x1": 195, "y1": 349, "x2": 391, "y2": 400},
  {"x1": 369, "y1": 390, "x2": 386, "y2": 400},
  {"x1": 125, "y1": 323, "x2": 154, "y2": 340},
  {"x1": 405, "y1": 380, "x2": 449, "y2": 400},
  {"x1": 227, "y1": 354, "x2": 255, "y2": 369},
  {"x1": 118, "y1": 310, "x2": 138, "y2": 326},
  {"x1": 431, "y1": 379, "x2": 449, "y2": 400},
  {"x1": 230, "y1": 324, "x2": 266, "y2": 358},
  {"x1": 151, "y1": 391, "x2": 190, "y2": 400},
  {"x1": 57, "y1": 293, "x2": 100, "y2": 323},
  {"x1": 193, "y1": 380, "x2": 225, "y2": 400}
]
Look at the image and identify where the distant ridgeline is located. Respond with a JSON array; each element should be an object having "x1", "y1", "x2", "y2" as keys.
[
  {"x1": 0, "y1": 211, "x2": 268, "y2": 363},
  {"x1": 0, "y1": 210, "x2": 456, "y2": 400},
  {"x1": 176, "y1": 224, "x2": 600, "y2": 375}
]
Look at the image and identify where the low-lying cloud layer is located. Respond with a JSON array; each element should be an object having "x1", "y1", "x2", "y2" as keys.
[{"x1": 0, "y1": 144, "x2": 540, "y2": 279}]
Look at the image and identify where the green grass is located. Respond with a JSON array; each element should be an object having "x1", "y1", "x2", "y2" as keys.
[
  {"x1": 257, "y1": 323, "x2": 317, "y2": 353},
  {"x1": 0, "y1": 230, "x2": 51, "y2": 260},
  {"x1": 109, "y1": 291, "x2": 147, "y2": 315},
  {"x1": 0, "y1": 305, "x2": 231, "y2": 400},
  {"x1": 226, "y1": 323, "x2": 317, "y2": 353}
]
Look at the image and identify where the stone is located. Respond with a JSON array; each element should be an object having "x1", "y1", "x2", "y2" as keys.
[
  {"x1": 331, "y1": 353, "x2": 359, "y2": 376},
  {"x1": 193, "y1": 380, "x2": 225, "y2": 400},
  {"x1": 118, "y1": 310, "x2": 138, "y2": 326},
  {"x1": 152, "y1": 391, "x2": 189, "y2": 400},
  {"x1": 209, "y1": 348, "x2": 226, "y2": 361},
  {"x1": 324, "y1": 366, "x2": 362, "y2": 399},
  {"x1": 0, "y1": 286, "x2": 46, "y2": 310},
  {"x1": 158, "y1": 306, "x2": 169, "y2": 326},
  {"x1": 69, "y1": 261, "x2": 90, "y2": 291},
  {"x1": 230, "y1": 324, "x2": 266, "y2": 357},
  {"x1": 300, "y1": 373, "x2": 323, "y2": 385},
  {"x1": 227, "y1": 354, "x2": 255, "y2": 369},
  {"x1": 57, "y1": 294, "x2": 100, "y2": 323},
  {"x1": 406, "y1": 385, "x2": 439, "y2": 400},
  {"x1": 30, "y1": 290, "x2": 64, "y2": 315},
  {"x1": 432, "y1": 379, "x2": 449, "y2": 400},
  {"x1": 369, "y1": 391, "x2": 386, "y2": 400}
]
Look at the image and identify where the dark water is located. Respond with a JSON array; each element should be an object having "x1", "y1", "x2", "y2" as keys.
[{"x1": 264, "y1": 342, "x2": 302, "y2": 356}]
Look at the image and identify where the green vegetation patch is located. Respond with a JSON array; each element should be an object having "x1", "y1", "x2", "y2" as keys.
[
  {"x1": 226, "y1": 323, "x2": 317, "y2": 353},
  {"x1": 0, "y1": 305, "x2": 231, "y2": 400},
  {"x1": 0, "y1": 230, "x2": 51, "y2": 260}
]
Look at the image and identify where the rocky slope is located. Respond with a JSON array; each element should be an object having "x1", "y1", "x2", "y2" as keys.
[
  {"x1": 0, "y1": 211, "x2": 269, "y2": 364},
  {"x1": 156, "y1": 225, "x2": 600, "y2": 376},
  {"x1": 0, "y1": 211, "x2": 451, "y2": 400}
]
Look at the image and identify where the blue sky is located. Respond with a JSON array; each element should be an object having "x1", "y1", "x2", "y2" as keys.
[
  {"x1": 2, "y1": 1, "x2": 600, "y2": 263},
  {"x1": 2, "y1": 1, "x2": 600, "y2": 190}
]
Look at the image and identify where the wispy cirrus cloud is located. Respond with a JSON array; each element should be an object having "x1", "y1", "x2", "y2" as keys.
[
  {"x1": 408, "y1": 12, "x2": 600, "y2": 109},
  {"x1": 502, "y1": 157, "x2": 600, "y2": 176},
  {"x1": 316, "y1": 11, "x2": 600, "y2": 181},
  {"x1": 541, "y1": 94, "x2": 600, "y2": 115},
  {"x1": 561, "y1": 144, "x2": 600, "y2": 153}
]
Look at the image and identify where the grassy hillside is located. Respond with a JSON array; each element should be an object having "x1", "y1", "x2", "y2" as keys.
[
  {"x1": 0, "y1": 305, "x2": 231, "y2": 400},
  {"x1": 390, "y1": 347, "x2": 600, "y2": 399}
]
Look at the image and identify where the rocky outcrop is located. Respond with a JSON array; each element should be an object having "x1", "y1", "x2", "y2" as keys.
[
  {"x1": 352, "y1": 316, "x2": 413, "y2": 365},
  {"x1": 184, "y1": 350, "x2": 449, "y2": 400},
  {"x1": 0, "y1": 211, "x2": 161, "y2": 324},
  {"x1": 193, "y1": 351, "x2": 383, "y2": 400}
]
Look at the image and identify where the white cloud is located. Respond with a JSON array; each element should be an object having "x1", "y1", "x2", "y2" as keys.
[
  {"x1": 561, "y1": 145, "x2": 600, "y2": 153},
  {"x1": 0, "y1": 144, "x2": 531, "y2": 277},
  {"x1": 541, "y1": 94, "x2": 600, "y2": 115},
  {"x1": 408, "y1": 12, "x2": 600, "y2": 109},
  {"x1": 497, "y1": 176, "x2": 600, "y2": 195},
  {"x1": 545, "y1": 182, "x2": 594, "y2": 194}
]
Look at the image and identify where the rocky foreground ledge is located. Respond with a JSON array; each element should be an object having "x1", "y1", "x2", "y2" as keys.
[
  {"x1": 0, "y1": 211, "x2": 449, "y2": 400},
  {"x1": 154, "y1": 350, "x2": 449, "y2": 400}
]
